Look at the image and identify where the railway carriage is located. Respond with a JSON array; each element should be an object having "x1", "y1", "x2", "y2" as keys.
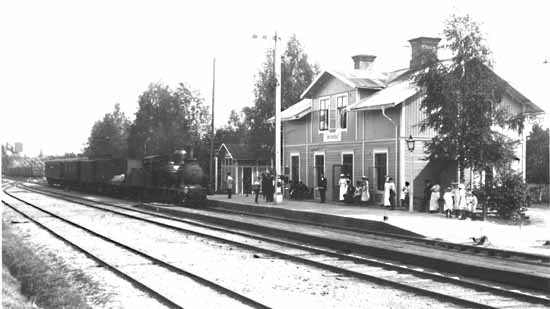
[{"x1": 44, "y1": 150, "x2": 207, "y2": 205}]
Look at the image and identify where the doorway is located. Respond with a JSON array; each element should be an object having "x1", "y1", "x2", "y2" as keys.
[
  {"x1": 374, "y1": 152, "x2": 387, "y2": 191},
  {"x1": 243, "y1": 167, "x2": 252, "y2": 194}
]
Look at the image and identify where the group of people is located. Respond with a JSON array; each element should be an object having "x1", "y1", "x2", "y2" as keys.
[
  {"x1": 226, "y1": 171, "x2": 277, "y2": 203},
  {"x1": 382, "y1": 176, "x2": 411, "y2": 210},
  {"x1": 424, "y1": 180, "x2": 479, "y2": 219},
  {"x1": 337, "y1": 174, "x2": 370, "y2": 204}
]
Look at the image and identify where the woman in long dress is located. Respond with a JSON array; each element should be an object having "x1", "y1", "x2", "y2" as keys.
[
  {"x1": 338, "y1": 174, "x2": 347, "y2": 201},
  {"x1": 361, "y1": 177, "x2": 370, "y2": 204},
  {"x1": 383, "y1": 176, "x2": 392, "y2": 207},
  {"x1": 429, "y1": 184, "x2": 440, "y2": 212}
]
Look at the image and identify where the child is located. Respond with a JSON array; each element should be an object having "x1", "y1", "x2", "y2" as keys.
[
  {"x1": 466, "y1": 188, "x2": 478, "y2": 220},
  {"x1": 443, "y1": 186, "x2": 453, "y2": 218}
]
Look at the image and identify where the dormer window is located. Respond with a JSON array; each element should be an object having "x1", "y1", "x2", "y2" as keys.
[
  {"x1": 319, "y1": 98, "x2": 329, "y2": 131},
  {"x1": 337, "y1": 95, "x2": 347, "y2": 129}
]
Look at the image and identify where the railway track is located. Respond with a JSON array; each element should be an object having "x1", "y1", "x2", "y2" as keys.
[
  {"x1": 206, "y1": 200, "x2": 550, "y2": 265},
  {"x1": 6, "y1": 183, "x2": 550, "y2": 308},
  {"x1": 2, "y1": 186, "x2": 270, "y2": 309}
]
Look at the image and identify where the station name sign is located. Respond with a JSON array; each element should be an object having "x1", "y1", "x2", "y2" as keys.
[{"x1": 323, "y1": 130, "x2": 341, "y2": 142}]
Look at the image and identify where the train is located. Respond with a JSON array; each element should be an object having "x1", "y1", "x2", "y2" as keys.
[
  {"x1": 44, "y1": 150, "x2": 207, "y2": 205},
  {"x1": 4, "y1": 159, "x2": 45, "y2": 178}
]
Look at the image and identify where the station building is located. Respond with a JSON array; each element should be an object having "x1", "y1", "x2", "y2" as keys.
[{"x1": 280, "y1": 37, "x2": 544, "y2": 206}]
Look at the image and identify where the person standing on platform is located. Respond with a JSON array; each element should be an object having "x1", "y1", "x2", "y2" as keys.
[
  {"x1": 253, "y1": 176, "x2": 261, "y2": 204},
  {"x1": 451, "y1": 182, "x2": 460, "y2": 218},
  {"x1": 423, "y1": 179, "x2": 432, "y2": 212},
  {"x1": 226, "y1": 172, "x2": 233, "y2": 199},
  {"x1": 338, "y1": 174, "x2": 347, "y2": 201},
  {"x1": 400, "y1": 181, "x2": 410, "y2": 208},
  {"x1": 388, "y1": 177, "x2": 396, "y2": 209},
  {"x1": 443, "y1": 186, "x2": 453, "y2": 218},
  {"x1": 318, "y1": 173, "x2": 327, "y2": 203},
  {"x1": 361, "y1": 176, "x2": 370, "y2": 205},
  {"x1": 384, "y1": 176, "x2": 395, "y2": 208},
  {"x1": 466, "y1": 188, "x2": 478, "y2": 219},
  {"x1": 429, "y1": 184, "x2": 440, "y2": 213},
  {"x1": 267, "y1": 174, "x2": 275, "y2": 202}
]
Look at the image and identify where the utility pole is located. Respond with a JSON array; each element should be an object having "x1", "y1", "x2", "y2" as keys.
[
  {"x1": 273, "y1": 32, "x2": 283, "y2": 203},
  {"x1": 210, "y1": 58, "x2": 216, "y2": 193}
]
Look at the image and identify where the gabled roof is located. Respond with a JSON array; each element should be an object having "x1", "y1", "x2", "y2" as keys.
[
  {"x1": 217, "y1": 143, "x2": 270, "y2": 161},
  {"x1": 267, "y1": 99, "x2": 312, "y2": 123},
  {"x1": 300, "y1": 69, "x2": 387, "y2": 99},
  {"x1": 287, "y1": 59, "x2": 543, "y2": 117}
]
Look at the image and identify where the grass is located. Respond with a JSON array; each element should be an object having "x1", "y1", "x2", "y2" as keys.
[
  {"x1": 2, "y1": 267, "x2": 34, "y2": 309},
  {"x1": 2, "y1": 221, "x2": 105, "y2": 309}
]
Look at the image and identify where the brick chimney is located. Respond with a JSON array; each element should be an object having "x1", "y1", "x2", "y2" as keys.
[
  {"x1": 408, "y1": 37, "x2": 441, "y2": 69},
  {"x1": 352, "y1": 54, "x2": 376, "y2": 70}
]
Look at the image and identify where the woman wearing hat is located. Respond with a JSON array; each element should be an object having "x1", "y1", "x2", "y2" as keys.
[
  {"x1": 361, "y1": 176, "x2": 370, "y2": 204},
  {"x1": 429, "y1": 184, "x2": 440, "y2": 213},
  {"x1": 383, "y1": 176, "x2": 395, "y2": 208},
  {"x1": 338, "y1": 174, "x2": 347, "y2": 201}
]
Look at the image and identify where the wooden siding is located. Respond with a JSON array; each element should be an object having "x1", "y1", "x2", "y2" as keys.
[
  {"x1": 363, "y1": 107, "x2": 400, "y2": 140},
  {"x1": 284, "y1": 116, "x2": 308, "y2": 145},
  {"x1": 403, "y1": 94, "x2": 436, "y2": 137},
  {"x1": 312, "y1": 77, "x2": 353, "y2": 99}
]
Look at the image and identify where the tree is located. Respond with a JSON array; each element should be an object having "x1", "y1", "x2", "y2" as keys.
[
  {"x1": 416, "y1": 14, "x2": 525, "y2": 177},
  {"x1": 214, "y1": 110, "x2": 247, "y2": 145},
  {"x1": 84, "y1": 103, "x2": 131, "y2": 158},
  {"x1": 244, "y1": 35, "x2": 318, "y2": 159},
  {"x1": 127, "y1": 82, "x2": 210, "y2": 158},
  {"x1": 526, "y1": 123, "x2": 549, "y2": 186}
]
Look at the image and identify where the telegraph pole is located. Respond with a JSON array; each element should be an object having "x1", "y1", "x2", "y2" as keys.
[
  {"x1": 210, "y1": 58, "x2": 216, "y2": 193},
  {"x1": 273, "y1": 32, "x2": 283, "y2": 203}
]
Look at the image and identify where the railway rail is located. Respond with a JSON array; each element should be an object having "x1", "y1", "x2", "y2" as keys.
[
  {"x1": 2, "y1": 186, "x2": 270, "y2": 309},
  {"x1": 5, "y1": 183, "x2": 549, "y2": 308},
  {"x1": 20, "y1": 182, "x2": 548, "y2": 292},
  {"x1": 204, "y1": 199, "x2": 550, "y2": 265}
]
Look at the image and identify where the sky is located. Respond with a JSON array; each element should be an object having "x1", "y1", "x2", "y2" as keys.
[{"x1": 1, "y1": 0, "x2": 549, "y2": 157}]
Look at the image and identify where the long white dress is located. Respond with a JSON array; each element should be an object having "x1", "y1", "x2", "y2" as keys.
[
  {"x1": 361, "y1": 181, "x2": 370, "y2": 202},
  {"x1": 429, "y1": 191, "x2": 440, "y2": 211},
  {"x1": 339, "y1": 178, "x2": 347, "y2": 201},
  {"x1": 383, "y1": 181, "x2": 393, "y2": 207}
]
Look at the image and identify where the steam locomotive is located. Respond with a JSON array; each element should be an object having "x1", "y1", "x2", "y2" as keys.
[{"x1": 45, "y1": 150, "x2": 207, "y2": 205}]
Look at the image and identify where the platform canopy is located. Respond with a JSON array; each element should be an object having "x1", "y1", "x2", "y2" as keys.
[
  {"x1": 349, "y1": 78, "x2": 419, "y2": 111},
  {"x1": 267, "y1": 98, "x2": 312, "y2": 123}
]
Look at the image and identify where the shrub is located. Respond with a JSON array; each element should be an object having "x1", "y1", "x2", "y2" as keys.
[{"x1": 481, "y1": 170, "x2": 529, "y2": 219}]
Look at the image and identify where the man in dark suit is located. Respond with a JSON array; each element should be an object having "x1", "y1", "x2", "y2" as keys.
[{"x1": 319, "y1": 173, "x2": 327, "y2": 203}]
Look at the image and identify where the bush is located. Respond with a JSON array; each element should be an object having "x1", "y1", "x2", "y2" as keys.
[{"x1": 480, "y1": 170, "x2": 529, "y2": 219}]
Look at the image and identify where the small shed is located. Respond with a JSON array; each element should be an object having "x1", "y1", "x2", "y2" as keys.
[{"x1": 216, "y1": 143, "x2": 271, "y2": 194}]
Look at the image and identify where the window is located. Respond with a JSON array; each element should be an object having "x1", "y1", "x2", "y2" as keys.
[
  {"x1": 291, "y1": 155, "x2": 299, "y2": 182},
  {"x1": 337, "y1": 96, "x2": 347, "y2": 129},
  {"x1": 319, "y1": 98, "x2": 329, "y2": 131},
  {"x1": 342, "y1": 153, "x2": 353, "y2": 181}
]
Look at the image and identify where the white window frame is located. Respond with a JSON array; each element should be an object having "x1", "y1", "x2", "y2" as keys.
[
  {"x1": 336, "y1": 94, "x2": 348, "y2": 131},
  {"x1": 290, "y1": 152, "x2": 300, "y2": 182},
  {"x1": 314, "y1": 151, "x2": 326, "y2": 176},
  {"x1": 318, "y1": 96, "x2": 330, "y2": 132}
]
